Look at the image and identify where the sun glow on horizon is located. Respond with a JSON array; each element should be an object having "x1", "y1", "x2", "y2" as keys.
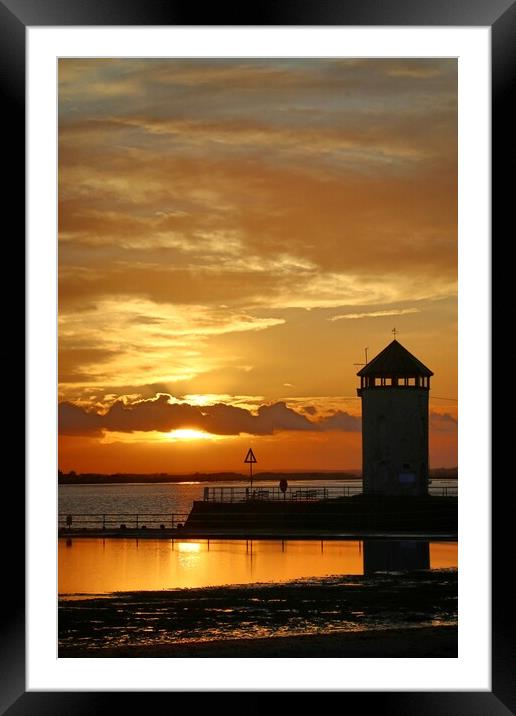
[
  {"x1": 98, "y1": 428, "x2": 230, "y2": 445},
  {"x1": 166, "y1": 428, "x2": 221, "y2": 441}
]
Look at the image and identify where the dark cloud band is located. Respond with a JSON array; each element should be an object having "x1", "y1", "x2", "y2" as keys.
[{"x1": 58, "y1": 394, "x2": 361, "y2": 436}]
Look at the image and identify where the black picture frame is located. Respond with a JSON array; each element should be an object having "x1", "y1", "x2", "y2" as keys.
[{"x1": 6, "y1": 0, "x2": 504, "y2": 710}]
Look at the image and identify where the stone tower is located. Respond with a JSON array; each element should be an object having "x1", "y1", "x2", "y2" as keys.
[{"x1": 356, "y1": 340, "x2": 433, "y2": 496}]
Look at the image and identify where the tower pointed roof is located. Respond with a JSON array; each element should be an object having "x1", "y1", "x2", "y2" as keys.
[{"x1": 356, "y1": 340, "x2": 433, "y2": 377}]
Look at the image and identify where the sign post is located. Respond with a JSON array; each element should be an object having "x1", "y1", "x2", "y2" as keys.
[{"x1": 244, "y1": 448, "x2": 257, "y2": 488}]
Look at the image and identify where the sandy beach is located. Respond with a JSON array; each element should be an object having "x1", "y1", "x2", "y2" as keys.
[{"x1": 59, "y1": 625, "x2": 457, "y2": 658}]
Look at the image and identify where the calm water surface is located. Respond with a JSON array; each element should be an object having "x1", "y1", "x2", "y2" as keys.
[
  {"x1": 59, "y1": 537, "x2": 457, "y2": 595},
  {"x1": 59, "y1": 479, "x2": 457, "y2": 519},
  {"x1": 59, "y1": 481, "x2": 213, "y2": 517}
]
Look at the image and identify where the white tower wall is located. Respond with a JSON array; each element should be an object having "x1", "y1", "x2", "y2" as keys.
[{"x1": 361, "y1": 387, "x2": 429, "y2": 496}]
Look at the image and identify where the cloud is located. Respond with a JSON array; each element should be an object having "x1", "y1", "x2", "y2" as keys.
[
  {"x1": 429, "y1": 411, "x2": 457, "y2": 432},
  {"x1": 316, "y1": 411, "x2": 361, "y2": 431},
  {"x1": 57, "y1": 58, "x2": 457, "y2": 415},
  {"x1": 61, "y1": 393, "x2": 452, "y2": 438},
  {"x1": 58, "y1": 58, "x2": 457, "y2": 305},
  {"x1": 58, "y1": 395, "x2": 361, "y2": 436},
  {"x1": 58, "y1": 298, "x2": 285, "y2": 390},
  {"x1": 58, "y1": 146, "x2": 457, "y2": 292},
  {"x1": 58, "y1": 402, "x2": 105, "y2": 437},
  {"x1": 329, "y1": 308, "x2": 420, "y2": 321}
]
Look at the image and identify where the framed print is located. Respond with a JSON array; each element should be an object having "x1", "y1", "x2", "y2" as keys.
[{"x1": 7, "y1": 0, "x2": 505, "y2": 710}]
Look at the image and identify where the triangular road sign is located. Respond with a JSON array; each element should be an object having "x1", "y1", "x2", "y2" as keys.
[{"x1": 244, "y1": 448, "x2": 257, "y2": 464}]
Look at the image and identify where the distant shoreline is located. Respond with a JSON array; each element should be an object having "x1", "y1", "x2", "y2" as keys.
[
  {"x1": 58, "y1": 469, "x2": 458, "y2": 485},
  {"x1": 59, "y1": 471, "x2": 361, "y2": 485}
]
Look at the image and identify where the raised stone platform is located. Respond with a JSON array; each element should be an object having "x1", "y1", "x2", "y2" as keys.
[{"x1": 184, "y1": 494, "x2": 458, "y2": 533}]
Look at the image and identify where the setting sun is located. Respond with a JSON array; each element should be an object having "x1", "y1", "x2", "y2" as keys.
[
  {"x1": 166, "y1": 429, "x2": 220, "y2": 441},
  {"x1": 58, "y1": 58, "x2": 457, "y2": 474}
]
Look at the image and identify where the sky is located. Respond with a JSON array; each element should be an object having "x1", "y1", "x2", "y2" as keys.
[{"x1": 58, "y1": 58, "x2": 457, "y2": 474}]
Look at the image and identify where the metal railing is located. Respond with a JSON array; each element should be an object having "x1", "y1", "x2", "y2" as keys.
[
  {"x1": 58, "y1": 512, "x2": 190, "y2": 531},
  {"x1": 435, "y1": 486, "x2": 457, "y2": 497},
  {"x1": 203, "y1": 484, "x2": 457, "y2": 502},
  {"x1": 204, "y1": 485, "x2": 359, "y2": 502}
]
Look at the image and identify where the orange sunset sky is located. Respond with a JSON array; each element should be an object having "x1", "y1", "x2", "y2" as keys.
[{"x1": 58, "y1": 58, "x2": 457, "y2": 474}]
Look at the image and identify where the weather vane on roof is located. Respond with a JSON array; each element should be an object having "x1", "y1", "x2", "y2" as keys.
[{"x1": 392, "y1": 327, "x2": 398, "y2": 339}]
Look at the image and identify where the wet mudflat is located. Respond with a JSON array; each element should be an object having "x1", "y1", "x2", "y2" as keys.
[{"x1": 59, "y1": 568, "x2": 457, "y2": 658}]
